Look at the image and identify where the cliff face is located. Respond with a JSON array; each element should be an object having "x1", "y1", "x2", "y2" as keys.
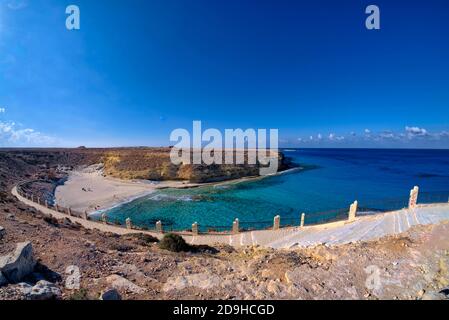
[
  {"x1": 0, "y1": 148, "x2": 291, "y2": 184},
  {"x1": 102, "y1": 148, "x2": 291, "y2": 183}
]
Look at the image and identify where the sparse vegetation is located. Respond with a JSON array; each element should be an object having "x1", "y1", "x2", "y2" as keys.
[
  {"x1": 158, "y1": 233, "x2": 190, "y2": 252},
  {"x1": 124, "y1": 233, "x2": 159, "y2": 246},
  {"x1": 68, "y1": 288, "x2": 90, "y2": 300},
  {"x1": 43, "y1": 215, "x2": 59, "y2": 226}
]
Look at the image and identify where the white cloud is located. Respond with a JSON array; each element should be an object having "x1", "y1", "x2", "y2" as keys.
[
  {"x1": 328, "y1": 133, "x2": 344, "y2": 141},
  {"x1": 6, "y1": 0, "x2": 28, "y2": 10},
  {"x1": 405, "y1": 126, "x2": 428, "y2": 137},
  {"x1": 294, "y1": 127, "x2": 449, "y2": 147},
  {"x1": 380, "y1": 131, "x2": 394, "y2": 138},
  {"x1": 0, "y1": 121, "x2": 58, "y2": 146}
]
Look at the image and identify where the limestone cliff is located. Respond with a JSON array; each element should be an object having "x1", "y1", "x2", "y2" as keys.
[{"x1": 101, "y1": 148, "x2": 293, "y2": 182}]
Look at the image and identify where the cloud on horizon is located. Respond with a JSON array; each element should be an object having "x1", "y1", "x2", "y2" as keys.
[
  {"x1": 0, "y1": 120, "x2": 59, "y2": 147},
  {"x1": 293, "y1": 126, "x2": 449, "y2": 148}
]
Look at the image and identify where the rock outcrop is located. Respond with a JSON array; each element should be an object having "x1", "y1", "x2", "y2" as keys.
[
  {"x1": 18, "y1": 280, "x2": 62, "y2": 300},
  {"x1": 0, "y1": 272, "x2": 7, "y2": 287},
  {"x1": 100, "y1": 288, "x2": 122, "y2": 300},
  {"x1": 102, "y1": 149, "x2": 293, "y2": 182},
  {"x1": 0, "y1": 242, "x2": 36, "y2": 284},
  {"x1": 106, "y1": 274, "x2": 145, "y2": 294}
]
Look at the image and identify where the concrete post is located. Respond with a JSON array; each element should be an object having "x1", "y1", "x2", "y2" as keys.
[
  {"x1": 55, "y1": 204, "x2": 59, "y2": 212},
  {"x1": 82, "y1": 211, "x2": 88, "y2": 220},
  {"x1": 273, "y1": 215, "x2": 280, "y2": 230},
  {"x1": 37, "y1": 197, "x2": 41, "y2": 205},
  {"x1": 300, "y1": 213, "x2": 305, "y2": 227},
  {"x1": 44, "y1": 200, "x2": 48, "y2": 208},
  {"x1": 101, "y1": 213, "x2": 107, "y2": 224},
  {"x1": 67, "y1": 208, "x2": 72, "y2": 216},
  {"x1": 232, "y1": 218, "x2": 240, "y2": 234},
  {"x1": 408, "y1": 186, "x2": 419, "y2": 209},
  {"x1": 156, "y1": 220, "x2": 163, "y2": 233},
  {"x1": 30, "y1": 194, "x2": 34, "y2": 202},
  {"x1": 348, "y1": 200, "x2": 358, "y2": 222},
  {"x1": 125, "y1": 218, "x2": 132, "y2": 229},
  {"x1": 192, "y1": 222, "x2": 199, "y2": 235}
]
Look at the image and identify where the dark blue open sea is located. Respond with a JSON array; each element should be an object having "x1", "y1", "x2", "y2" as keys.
[{"x1": 100, "y1": 149, "x2": 449, "y2": 231}]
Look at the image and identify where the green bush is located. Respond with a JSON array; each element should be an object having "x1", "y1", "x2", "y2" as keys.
[
  {"x1": 158, "y1": 233, "x2": 190, "y2": 252},
  {"x1": 124, "y1": 233, "x2": 159, "y2": 245}
]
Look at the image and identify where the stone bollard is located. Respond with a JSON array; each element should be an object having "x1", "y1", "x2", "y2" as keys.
[
  {"x1": 232, "y1": 218, "x2": 240, "y2": 234},
  {"x1": 300, "y1": 213, "x2": 305, "y2": 227},
  {"x1": 408, "y1": 186, "x2": 419, "y2": 209},
  {"x1": 125, "y1": 218, "x2": 132, "y2": 229},
  {"x1": 101, "y1": 213, "x2": 107, "y2": 224},
  {"x1": 273, "y1": 215, "x2": 280, "y2": 231},
  {"x1": 348, "y1": 201, "x2": 358, "y2": 222},
  {"x1": 82, "y1": 211, "x2": 88, "y2": 220},
  {"x1": 192, "y1": 222, "x2": 199, "y2": 235},
  {"x1": 156, "y1": 220, "x2": 163, "y2": 233},
  {"x1": 67, "y1": 208, "x2": 72, "y2": 216},
  {"x1": 37, "y1": 197, "x2": 41, "y2": 205},
  {"x1": 30, "y1": 194, "x2": 34, "y2": 202}
]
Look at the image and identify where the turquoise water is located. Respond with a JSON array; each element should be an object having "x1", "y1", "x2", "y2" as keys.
[{"x1": 99, "y1": 149, "x2": 449, "y2": 231}]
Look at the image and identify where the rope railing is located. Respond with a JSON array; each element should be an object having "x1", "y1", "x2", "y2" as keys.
[{"x1": 16, "y1": 180, "x2": 449, "y2": 236}]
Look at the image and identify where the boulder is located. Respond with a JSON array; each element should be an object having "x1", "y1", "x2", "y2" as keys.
[
  {"x1": 106, "y1": 274, "x2": 145, "y2": 294},
  {"x1": 28, "y1": 280, "x2": 62, "y2": 300},
  {"x1": 163, "y1": 273, "x2": 221, "y2": 292},
  {"x1": 17, "y1": 282, "x2": 33, "y2": 296},
  {"x1": 0, "y1": 242, "x2": 36, "y2": 283},
  {"x1": 421, "y1": 291, "x2": 447, "y2": 300},
  {"x1": 100, "y1": 288, "x2": 122, "y2": 300},
  {"x1": 0, "y1": 272, "x2": 7, "y2": 287}
]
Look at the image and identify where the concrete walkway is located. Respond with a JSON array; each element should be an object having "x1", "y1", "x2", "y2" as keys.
[{"x1": 12, "y1": 186, "x2": 449, "y2": 249}]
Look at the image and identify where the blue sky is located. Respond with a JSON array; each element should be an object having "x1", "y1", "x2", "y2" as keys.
[{"x1": 0, "y1": 0, "x2": 449, "y2": 148}]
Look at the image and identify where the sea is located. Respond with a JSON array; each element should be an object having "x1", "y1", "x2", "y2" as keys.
[{"x1": 98, "y1": 149, "x2": 449, "y2": 231}]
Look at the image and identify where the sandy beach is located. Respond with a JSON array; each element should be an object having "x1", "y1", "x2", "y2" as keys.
[
  {"x1": 54, "y1": 165, "x2": 198, "y2": 213},
  {"x1": 54, "y1": 164, "x2": 299, "y2": 215}
]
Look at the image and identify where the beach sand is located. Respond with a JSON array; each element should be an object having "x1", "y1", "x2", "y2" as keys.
[
  {"x1": 54, "y1": 165, "x2": 196, "y2": 213},
  {"x1": 55, "y1": 164, "x2": 302, "y2": 215}
]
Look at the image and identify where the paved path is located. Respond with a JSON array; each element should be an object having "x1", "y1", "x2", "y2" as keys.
[{"x1": 12, "y1": 186, "x2": 449, "y2": 249}]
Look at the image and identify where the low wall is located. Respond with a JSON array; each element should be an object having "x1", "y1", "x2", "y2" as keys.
[{"x1": 15, "y1": 180, "x2": 449, "y2": 236}]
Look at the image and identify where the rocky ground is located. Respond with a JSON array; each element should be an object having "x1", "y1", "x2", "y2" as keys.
[{"x1": 0, "y1": 149, "x2": 448, "y2": 300}]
